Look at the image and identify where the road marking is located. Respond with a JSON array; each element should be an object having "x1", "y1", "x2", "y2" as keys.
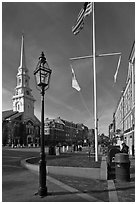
[
  {"x1": 47, "y1": 175, "x2": 102, "y2": 202},
  {"x1": 107, "y1": 180, "x2": 118, "y2": 202}
]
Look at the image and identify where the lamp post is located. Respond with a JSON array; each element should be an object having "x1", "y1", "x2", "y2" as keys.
[{"x1": 34, "y1": 51, "x2": 52, "y2": 197}]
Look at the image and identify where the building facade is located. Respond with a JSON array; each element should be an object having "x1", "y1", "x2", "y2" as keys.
[
  {"x1": 44, "y1": 117, "x2": 89, "y2": 147},
  {"x1": 2, "y1": 35, "x2": 40, "y2": 147},
  {"x1": 113, "y1": 42, "x2": 135, "y2": 155}
]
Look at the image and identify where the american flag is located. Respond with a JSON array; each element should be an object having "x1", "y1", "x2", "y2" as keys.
[{"x1": 72, "y1": 2, "x2": 93, "y2": 35}]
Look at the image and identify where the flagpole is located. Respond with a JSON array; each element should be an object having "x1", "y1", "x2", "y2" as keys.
[{"x1": 93, "y1": 2, "x2": 98, "y2": 162}]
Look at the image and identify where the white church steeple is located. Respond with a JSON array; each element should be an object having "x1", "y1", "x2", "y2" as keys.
[
  {"x1": 19, "y1": 34, "x2": 26, "y2": 69},
  {"x1": 12, "y1": 35, "x2": 35, "y2": 119}
]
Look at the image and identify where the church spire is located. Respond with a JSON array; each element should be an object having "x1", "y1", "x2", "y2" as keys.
[
  {"x1": 12, "y1": 34, "x2": 35, "y2": 115},
  {"x1": 19, "y1": 34, "x2": 26, "y2": 68}
]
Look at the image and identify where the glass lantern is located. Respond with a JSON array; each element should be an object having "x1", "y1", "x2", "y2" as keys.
[{"x1": 34, "y1": 52, "x2": 52, "y2": 89}]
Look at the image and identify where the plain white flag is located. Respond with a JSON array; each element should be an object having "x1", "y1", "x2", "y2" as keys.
[
  {"x1": 71, "y1": 65, "x2": 81, "y2": 91},
  {"x1": 114, "y1": 55, "x2": 121, "y2": 83}
]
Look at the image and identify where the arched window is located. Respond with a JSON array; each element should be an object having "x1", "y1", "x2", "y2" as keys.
[
  {"x1": 17, "y1": 78, "x2": 21, "y2": 86},
  {"x1": 26, "y1": 121, "x2": 34, "y2": 135},
  {"x1": 25, "y1": 79, "x2": 28, "y2": 86}
]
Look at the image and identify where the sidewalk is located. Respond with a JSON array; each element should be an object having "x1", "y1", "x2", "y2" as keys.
[
  {"x1": 3, "y1": 167, "x2": 103, "y2": 202},
  {"x1": 21, "y1": 154, "x2": 135, "y2": 202}
]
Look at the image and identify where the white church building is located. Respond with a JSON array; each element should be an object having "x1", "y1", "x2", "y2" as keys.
[{"x1": 2, "y1": 35, "x2": 40, "y2": 147}]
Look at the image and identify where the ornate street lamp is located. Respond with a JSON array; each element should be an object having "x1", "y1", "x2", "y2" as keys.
[{"x1": 34, "y1": 51, "x2": 52, "y2": 197}]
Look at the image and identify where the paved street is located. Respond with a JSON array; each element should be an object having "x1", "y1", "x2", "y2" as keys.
[
  {"x1": 2, "y1": 148, "x2": 39, "y2": 202},
  {"x1": 2, "y1": 148, "x2": 103, "y2": 202},
  {"x1": 2, "y1": 147, "x2": 135, "y2": 202}
]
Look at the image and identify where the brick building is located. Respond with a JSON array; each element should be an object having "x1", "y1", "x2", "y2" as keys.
[
  {"x1": 112, "y1": 42, "x2": 135, "y2": 155},
  {"x1": 44, "y1": 117, "x2": 89, "y2": 147}
]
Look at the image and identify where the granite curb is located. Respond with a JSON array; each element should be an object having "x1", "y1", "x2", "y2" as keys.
[{"x1": 21, "y1": 156, "x2": 106, "y2": 180}]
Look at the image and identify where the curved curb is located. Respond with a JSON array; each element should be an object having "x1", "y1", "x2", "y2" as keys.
[
  {"x1": 21, "y1": 157, "x2": 39, "y2": 174},
  {"x1": 21, "y1": 157, "x2": 101, "y2": 179}
]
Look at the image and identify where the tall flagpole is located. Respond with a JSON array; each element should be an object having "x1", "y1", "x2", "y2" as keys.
[
  {"x1": 92, "y1": 2, "x2": 98, "y2": 162},
  {"x1": 71, "y1": 4, "x2": 121, "y2": 163}
]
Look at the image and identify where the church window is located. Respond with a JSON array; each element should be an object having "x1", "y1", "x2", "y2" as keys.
[
  {"x1": 26, "y1": 90, "x2": 29, "y2": 95},
  {"x1": 18, "y1": 89, "x2": 22, "y2": 94},
  {"x1": 25, "y1": 79, "x2": 28, "y2": 86},
  {"x1": 36, "y1": 126, "x2": 39, "y2": 135},
  {"x1": 18, "y1": 78, "x2": 21, "y2": 85}
]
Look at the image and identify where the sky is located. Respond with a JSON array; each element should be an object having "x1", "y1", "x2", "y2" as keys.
[{"x1": 2, "y1": 1, "x2": 135, "y2": 135}]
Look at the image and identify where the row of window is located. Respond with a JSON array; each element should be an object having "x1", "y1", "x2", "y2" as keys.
[
  {"x1": 115, "y1": 114, "x2": 133, "y2": 134},
  {"x1": 115, "y1": 80, "x2": 134, "y2": 128},
  {"x1": 15, "y1": 89, "x2": 30, "y2": 96},
  {"x1": 45, "y1": 121, "x2": 86, "y2": 132},
  {"x1": 124, "y1": 114, "x2": 133, "y2": 132}
]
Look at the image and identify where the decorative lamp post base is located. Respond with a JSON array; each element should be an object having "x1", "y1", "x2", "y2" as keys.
[
  {"x1": 38, "y1": 186, "x2": 48, "y2": 197},
  {"x1": 38, "y1": 157, "x2": 47, "y2": 197}
]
